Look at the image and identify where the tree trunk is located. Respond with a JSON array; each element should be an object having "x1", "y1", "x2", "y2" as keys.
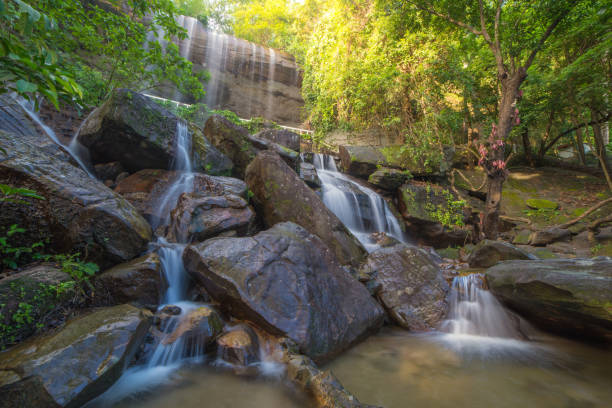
[
  {"x1": 575, "y1": 126, "x2": 586, "y2": 165},
  {"x1": 591, "y1": 109, "x2": 612, "y2": 190},
  {"x1": 482, "y1": 70, "x2": 526, "y2": 239},
  {"x1": 521, "y1": 127, "x2": 534, "y2": 166}
]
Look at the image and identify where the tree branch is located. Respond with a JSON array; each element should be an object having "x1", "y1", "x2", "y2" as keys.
[
  {"x1": 524, "y1": 5, "x2": 575, "y2": 69},
  {"x1": 405, "y1": 0, "x2": 483, "y2": 37},
  {"x1": 542, "y1": 114, "x2": 612, "y2": 154},
  {"x1": 478, "y1": 0, "x2": 492, "y2": 44},
  {"x1": 493, "y1": 0, "x2": 504, "y2": 69}
]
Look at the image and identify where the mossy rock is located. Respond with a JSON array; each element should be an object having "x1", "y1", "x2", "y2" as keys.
[
  {"x1": 525, "y1": 198, "x2": 559, "y2": 210},
  {"x1": 512, "y1": 230, "x2": 532, "y2": 245}
]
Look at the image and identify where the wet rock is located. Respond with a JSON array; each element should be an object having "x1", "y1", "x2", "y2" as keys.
[
  {"x1": 245, "y1": 151, "x2": 367, "y2": 267},
  {"x1": 167, "y1": 193, "x2": 255, "y2": 243},
  {"x1": 368, "y1": 167, "x2": 411, "y2": 190},
  {"x1": 253, "y1": 129, "x2": 301, "y2": 152},
  {"x1": 284, "y1": 353, "x2": 377, "y2": 408},
  {"x1": 486, "y1": 258, "x2": 612, "y2": 343},
  {"x1": 468, "y1": 240, "x2": 535, "y2": 268},
  {"x1": 0, "y1": 131, "x2": 152, "y2": 268},
  {"x1": 248, "y1": 133, "x2": 299, "y2": 170},
  {"x1": 75, "y1": 89, "x2": 231, "y2": 174},
  {"x1": 0, "y1": 265, "x2": 74, "y2": 349},
  {"x1": 93, "y1": 253, "x2": 165, "y2": 307},
  {"x1": 0, "y1": 304, "x2": 151, "y2": 407},
  {"x1": 0, "y1": 376, "x2": 60, "y2": 408},
  {"x1": 183, "y1": 222, "x2": 384, "y2": 362},
  {"x1": 217, "y1": 327, "x2": 260, "y2": 366},
  {"x1": 161, "y1": 306, "x2": 223, "y2": 351},
  {"x1": 204, "y1": 115, "x2": 258, "y2": 178},
  {"x1": 529, "y1": 227, "x2": 572, "y2": 246},
  {"x1": 299, "y1": 162, "x2": 321, "y2": 188},
  {"x1": 94, "y1": 161, "x2": 125, "y2": 182},
  {"x1": 114, "y1": 169, "x2": 247, "y2": 226},
  {"x1": 360, "y1": 243, "x2": 450, "y2": 331},
  {"x1": 338, "y1": 146, "x2": 385, "y2": 178}
]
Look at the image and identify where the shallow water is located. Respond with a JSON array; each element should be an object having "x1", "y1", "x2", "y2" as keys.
[
  {"x1": 326, "y1": 328, "x2": 612, "y2": 408},
  {"x1": 103, "y1": 364, "x2": 308, "y2": 408}
]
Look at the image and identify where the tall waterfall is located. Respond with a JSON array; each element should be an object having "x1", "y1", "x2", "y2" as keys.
[{"x1": 312, "y1": 154, "x2": 407, "y2": 252}]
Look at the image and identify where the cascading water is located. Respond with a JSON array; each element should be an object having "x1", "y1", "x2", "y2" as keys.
[{"x1": 312, "y1": 153, "x2": 407, "y2": 251}]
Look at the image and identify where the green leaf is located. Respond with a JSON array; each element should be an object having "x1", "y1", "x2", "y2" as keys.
[{"x1": 15, "y1": 79, "x2": 37, "y2": 93}]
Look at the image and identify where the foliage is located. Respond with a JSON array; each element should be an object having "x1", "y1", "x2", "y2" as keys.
[
  {"x1": 0, "y1": 224, "x2": 45, "y2": 269},
  {"x1": 423, "y1": 186, "x2": 466, "y2": 227}
]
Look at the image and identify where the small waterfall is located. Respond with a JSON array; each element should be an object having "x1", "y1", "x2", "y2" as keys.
[
  {"x1": 441, "y1": 274, "x2": 523, "y2": 339},
  {"x1": 312, "y1": 153, "x2": 407, "y2": 251},
  {"x1": 17, "y1": 97, "x2": 96, "y2": 178}
]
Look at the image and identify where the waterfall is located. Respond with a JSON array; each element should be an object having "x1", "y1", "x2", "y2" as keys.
[
  {"x1": 266, "y1": 49, "x2": 276, "y2": 119},
  {"x1": 312, "y1": 153, "x2": 407, "y2": 251}
]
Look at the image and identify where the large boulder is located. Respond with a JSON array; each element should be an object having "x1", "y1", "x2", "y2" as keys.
[
  {"x1": 339, "y1": 145, "x2": 453, "y2": 179},
  {"x1": 203, "y1": 115, "x2": 258, "y2": 178},
  {"x1": 183, "y1": 222, "x2": 384, "y2": 362},
  {"x1": 75, "y1": 89, "x2": 232, "y2": 174},
  {"x1": 167, "y1": 192, "x2": 255, "y2": 243},
  {"x1": 368, "y1": 167, "x2": 411, "y2": 190},
  {"x1": 468, "y1": 239, "x2": 535, "y2": 268},
  {"x1": 0, "y1": 304, "x2": 151, "y2": 407},
  {"x1": 359, "y1": 243, "x2": 450, "y2": 330},
  {"x1": 114, "y1": 169, "x2": 247, "y2": 226},
  {"x1": 248, "y1": 133, "x2": 299, "y2": 170},
  {"x1": 529, "y1": 227, "x2": 572, "y2": 246},
  {"x1": 0, "y1": 265, "x2": 75, "y2": 350},
  {"x1": 253, "y1": 129, "x2": 301, "y2": 152},
  {"x1": 486, "y1": 258, "x2": 612, "y2": 343},
  {"x1": 93, "y1": 253, "x2": 165, "y2": 307},
  {"x1": 245, "y1": 151, "x2": 366, "y2": 267},
  {"x1": 0, "y1": 131, "x2": 152, "y2": 268}
]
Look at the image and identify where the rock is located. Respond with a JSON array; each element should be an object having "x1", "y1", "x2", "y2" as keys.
[
  {"x1": 190, "y1": 125, "x2": 234, "y2": 176},
  {"x1": 94, "y1": 161, "x2": 125, "y2": 182},
  {"x1": 0, "y1": 304, "x2": 151, "y2": 407},
  {"x1": 167, "y1": 193, "x2": 255, "y2": 243},
  {"x1": 486, "y1": 258, "x2": 612, "y2": 343},
  {"x1": 248, "y1": 133, "x2": 299, "y2": 170},
  {"x1": 525, "y1": 198, "x2": 559, "y2": 210},
  {"x1": 339, "y1": 145, "x2": 452, "y2": 179},
  {"x1": 217, "y1": 327, "x2": 260, "y2": 366},
  {"x1": 161, "y1": 306, "x2": 223, "y2": 350},
  {"x1": 0, "y1": 265, "x2": 75, "y2": 350},
  {"x1": 360, "y1": 244, "x2": 450, "y2": 330},
  {"x1": 299, "y1": 162, "x2": 321, "y2": 188},
  {"x1": 0, "y1": 131, "x2": 152, "y2": 268},
  {"x1": 183, "y1": 222, "x2": 384, "y2": 362},
  {"x1": 468, "y1": 240, "x2": 535, "y2": 268},
  {"x1": 114, "y1": 169, "x2": 247, "y2": 226},
  {"x1": 93, "y1": 253, "x2": 165, "y2": 307},
  {"x1": 245, "y1": 151, "x2": 367, "y2": 267},
  {"x1": 529, "y1": 227, "x2": 572, "y2": 246},
  {"x1": 75, "y1": 89, "x2": 231, "y2": 174},
  {"x1": 284, "y1": 353, "x2": 375, "y2": 408},
  {"x1": 367, "y1": 167, "x2": 411, "y2": 190},
  {"x1": 0, "y1": 376, "x2": 60, "y2": 408},
  {"x1": 253, "y1": 129, "x2": 301, "y2": 152},
  {"x1": 512, "y1": 229, "x2": 532, "y2": 245},
  {"x1": 203, "y1": 115, "x2": 258, "y2": 178}
]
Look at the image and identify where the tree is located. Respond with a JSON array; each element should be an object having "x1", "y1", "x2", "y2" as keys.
[{"x1": 402, "y1": 0, "x2": 579, "y2": 238}]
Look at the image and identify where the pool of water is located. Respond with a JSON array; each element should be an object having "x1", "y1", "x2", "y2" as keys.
[{"x1": 325, "y1": 328, "x2": 612, "y2": 408}]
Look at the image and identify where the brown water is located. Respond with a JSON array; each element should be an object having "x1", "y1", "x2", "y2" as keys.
[
  {"x1": 106, "y1": 364, "x2": 308, "y2": 408},
  {"x1": 326, "y1": 328, "x2": 612, "y2": 408}
]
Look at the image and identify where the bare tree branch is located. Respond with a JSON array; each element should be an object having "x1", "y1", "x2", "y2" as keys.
[
  {"x1": 493, "y1": 0, "x2": 504, "y2": 68},
  {"x1": 404, "y1": 0, "x2": 483, "y2": 37}
]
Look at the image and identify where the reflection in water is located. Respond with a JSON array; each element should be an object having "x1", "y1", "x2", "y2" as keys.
[{"x1": 327, "y1": 328, "x2": 612, "y2": 408}]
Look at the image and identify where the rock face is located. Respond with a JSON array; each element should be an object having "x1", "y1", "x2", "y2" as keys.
[
  {"x1": 0, "y1": 376, "x2": 60, "y2": 408},
  {"x1": 217, "y1": 327, "x2": 260, "y2": 366},
  {"x1": 0, "y1": 131, "x2": 152, "y2": 268},
  {"x1": 245, "y1": 151, "x2": 367, "y2": 267},
  {"x1": 468, "y1": 240, "x2": 535, "y2": 268},
  {"x1": 299, "y1": 162, "x2": 321, "y2": 188},
  {"x1": 360, "y1": 244, "x2": 450, "y2": 330},
  {"x1": 167, "y1": 192, "x2": 255, "y2": 243},
  {"x1": 114, "y1": 169, "x2": 247, "y2": 226},
  {"x1": 486, "y1": 258, "x2": 612, "y2": 343},
  {"x1": 368, "y1": 167, "x2": 411, "y2": 190},
  {"x1": 183, "y1": 222, "x2": 384, "y2": 362},
  {"x1": 0, "y1": 265, "x2": 74, "y2": 350},
  {"x1": 75, "y1": 89, "x2": 231, "y2": 174},
  {"x1": 339, "y1": 145, "x2": 452, "y2": 179},
  {"x1": 0, "y1": 304, "x2": 151, "y2": 407},
  {"x1": 161, "y1": 306, "x2": 223, "y2": 351},
  {"x1": 254, "y1": 129, "x2": 301, "y2": 152},
  {"x1": 94, "y1": 253, "x2": 165, "y2": 307},
  {"x1": 94, "y1": 161, "x2": 125, "y2": 182},
  {"x1": 203, "y1": 115, "x2": 299, "y2": 177}
]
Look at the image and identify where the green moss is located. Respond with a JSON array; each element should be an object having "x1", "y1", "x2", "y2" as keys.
[{"x1": 526, "y1": 198, "x2": 559, "y2": 210}]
